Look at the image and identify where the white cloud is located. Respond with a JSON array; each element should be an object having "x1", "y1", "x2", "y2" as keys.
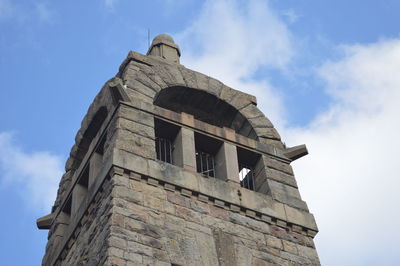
[
  {"x1": 285, "y1": 39, "x2": 400, "y2": 265},
  {"x1": 0, "y1": 132, "x2": 63, "y2": 213},
  {"x1": 177, "y1": 0, "x2": 293, "y2": 129},
  {"x1": 176, "y1": 0, "x2": 400, "y2": 264}
]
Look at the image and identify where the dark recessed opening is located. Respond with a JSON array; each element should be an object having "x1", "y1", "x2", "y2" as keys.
[
  {"x1": 63, "y1": 197, "x2": 72, "y2": 216},
  {"x1": 78, "y1": 166, "x2": 89, "y2": 188},
  {"x1": 95, "y1": 133, "x2": 107, "y2": 155},
  {"x1": 237, "y1": 147, "x2": 260, "y2": 191},
  {"x1": 154, "y1": 86, "x2": 257, "y2": 140},
  {"x1": 155, "y1": 119, "x2": 180, "y2": 164},
  {"x1": 195, "y1": 132, "x2": 222, "y2": 177}
]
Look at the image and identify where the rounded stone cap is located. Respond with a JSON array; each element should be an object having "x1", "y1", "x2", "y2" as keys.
[
  {"x1": 147, "y1": 33, "x2": 181, "y2": 61},
  {"x1": 152, "y1": 34, "x2": 175, "y2": 46}
]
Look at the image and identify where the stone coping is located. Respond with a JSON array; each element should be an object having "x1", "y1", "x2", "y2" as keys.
[
  {"x1": 113, "y1": 149, "x2": 318, "y2": 233},
  {"x1": 46, "y1": 158, "x2": 318, "y2": 266},
  {"x1": 118, "y1": 50, "x2": 258, "y2": 105}
]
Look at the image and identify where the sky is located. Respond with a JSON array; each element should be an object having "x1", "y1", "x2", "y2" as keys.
[{"x1": 1, "y1": 0, "x2": 399, "y2": 265}]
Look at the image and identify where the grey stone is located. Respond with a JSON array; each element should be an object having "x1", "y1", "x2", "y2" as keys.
[
  {"x1": 40, "y1": 33, "x2": 320, "y2": 266},
  {"x1": 213, "y1": 229, "x2": 237, "y2": 266},
  {"x1": 178, "y1": 66, "x2": 198, "y2": 89}
]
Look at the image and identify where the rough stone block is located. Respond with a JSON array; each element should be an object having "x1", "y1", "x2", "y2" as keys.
[
  {"x1": 178, "y1": 66, "x2": 198, "y2": 88},
  {"x1": 118, "y1": 105, "x2": 154, "y2": 127},
  {"x1": 284, "y1": 205, "x2": 318, "y2": 231}
]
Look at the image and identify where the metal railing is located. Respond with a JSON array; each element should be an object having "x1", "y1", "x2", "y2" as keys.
[
  {"x1": 196, "y1": 150, "x2": 215, "y2": 177},
  {"x1": 156, "y1": 137, "x2": 173, "y2": 164},
  {"x1": 239, "y1": 164, "x2": 255, "y2": 191}
]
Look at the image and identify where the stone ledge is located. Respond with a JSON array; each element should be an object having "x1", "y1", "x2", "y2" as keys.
[
  {"x1": 45, "y1": 158, "x2": 318, "y2": 266},
  {"x1": 113, "y1": 150, "x2": 318, "y2": 234},
  {"x1": 121, "y1": 167, "x2": 318, "y2": 237}
]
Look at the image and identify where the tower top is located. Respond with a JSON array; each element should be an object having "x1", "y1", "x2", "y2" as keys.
[{"x1": 147, "y1": 33, "x2": 181, "y2": 63}]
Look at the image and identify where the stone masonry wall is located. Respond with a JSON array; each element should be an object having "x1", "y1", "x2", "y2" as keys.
[
  {"x1": 40, "y1": 36, "x2": 320, "y2": 265},
  {"x1": 46, "y1": 177, "x2": 113, "y2": 266},
  {"x1": 107, "y1": 171, "x2": 320, "y2": 266}
]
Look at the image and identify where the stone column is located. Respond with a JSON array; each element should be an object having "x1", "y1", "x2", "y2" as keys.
[
  {"x1": 89, "y1": 152, "x2": 103, "y2": 188},
  {"x1": 173, "y1": 127, "x2": 196, "y2": 172},
  {"x1": 215, "y1": 142, "x2": 240, "y2": 185},
  {"x1": 254, "y1": 155, "x2": 270, "y2": 193},
  {"x1": 52, "y1": 211, "x2": 70, "y2": 248},
  {"x1": 71, "y1": 183, "x2": 87, "y2": 219}
]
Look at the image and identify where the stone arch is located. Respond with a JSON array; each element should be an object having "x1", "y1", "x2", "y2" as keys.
[
  {"x1": 67, "y1": 106, "x2": 108, "y2": 172},
  {"x1": 120, "y1": 55, "x2": 282, "y2": 145},
  {"x1": 154, "y1": 85, "x2": 258, "y2": 140}
]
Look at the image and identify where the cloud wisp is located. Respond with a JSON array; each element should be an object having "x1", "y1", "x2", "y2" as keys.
[
  {"x1": 0, "y1": 132, "x2": 63, "y2": 213},
  {"x1": 176, "y1": 0, "x2": 400, "y2": 265},
  {"x1": 286, "y1": 39, "x2": 400, "y2": 265},
  {"x1": 104, "y1": 0, "x2": 118, "y2": 10},
  {"x1": 177, "y1": 0, "x2": 293, "y2": 129}
]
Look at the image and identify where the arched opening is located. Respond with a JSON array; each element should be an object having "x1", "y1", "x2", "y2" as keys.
[
  {"x1": 154, "y1": 86, "x2": 257, "y2": 139},
  {"x1": 73, "y1": 106, "x2": 108, "y2": 170}
]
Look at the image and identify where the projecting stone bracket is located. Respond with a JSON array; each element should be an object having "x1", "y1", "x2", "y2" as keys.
[
  {"x1": 36, "y1": 213, "x2": 55, "y2": 229},
  {"x1": 107, "y1": 77, "x2": 131, "y2": 104},
  {"x1": 284, "y1": 144, "x2": 308, "y2": 161}
]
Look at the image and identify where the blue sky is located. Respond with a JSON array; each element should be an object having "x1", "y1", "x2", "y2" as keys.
[{"x1": 1, "y1": 0, "x2": 400, "y2": 265}]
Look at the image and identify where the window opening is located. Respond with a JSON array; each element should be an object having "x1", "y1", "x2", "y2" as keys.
[
  {"x1": 239, "y1": 164, "x2": 255, "y2": 190},
  {"x1": 237, "y1": 146, "x2": 260, "y2": 191},
  {"x1": 196, "y1": 150, "x2": 215, "y2": 177},
  {"x1": 154, "y1": 118, "x2": 180, "y2": 164},
  {"x1": 194, "y1": 132, "x2": 222, "y2": 178},
  {"x1": 156, "y1": 137, "x2": 173, "y2": 163}
]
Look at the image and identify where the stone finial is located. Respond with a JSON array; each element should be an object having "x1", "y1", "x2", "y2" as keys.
[{"x1": 147, "y1": 34, "x2": 181, "y2": 63}]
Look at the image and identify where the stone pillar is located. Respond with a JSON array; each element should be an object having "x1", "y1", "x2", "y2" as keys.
[
  {"x1": 173, "y1": 127, "x2": 196, "y2": 172},
  {"x1": 71, "y1": 183, "x2": 87, "y2": 219},
  {"x1": 89, "y1": 152, "x2": 103, "y2": 188},
  {"x1": 254, "y1": 155, "x2": 270, "y2": 193},
  {"x1": 52, "y1": 212, "x2": 70, "y2": 249},
  {"x1": 215, "y1": 142, "x2": 239, "y2": 184}
]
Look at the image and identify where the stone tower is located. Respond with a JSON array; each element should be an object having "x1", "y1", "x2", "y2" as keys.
[{"x1": 37, "y1": 34, "x2": 320, "y2": 265}]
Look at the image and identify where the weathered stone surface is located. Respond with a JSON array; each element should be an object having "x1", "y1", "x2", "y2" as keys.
[
  {"x1": 152, "y1": 64, "x2": 184, "y2": 87},
  {"x1": 266, "y1": 167, "x2": 298, "y2": 188},
  {"x1": 177, "y1": 65, "x2": 197, "y2": 89},
  {"x1": 118, "y1": 117, "x2": 154, "y2": 140},
  {"x1": 42, "y1": 34, "x2": 319, "y2": 266},
  {"x1": 193, "y1": 71, "x2": 211, "y2": 94},
  {"x1": 240, "y1": 103, "x2": 265, "y2": 118},
  {"x1": 264, "y1": 157, "x2": 294, "y2": 175},
  {"x1": 259, "y1": 137, "x2": 286, "y2": 149},
  {"x1": 114, "y1": 129, "x2": 155, "y2": 159},
  {"x1": 215, "y1": 142, "x2": 240, "y2": 183},
  {"x1": 214, "y1": 229, "x2": 237, "y2": 266},
  {"x1": 220, "y1": 85, "x2": 252, "y2": 110},
  {"x1": 118, "y1": 105, "x2": 154, "y2": 127},
  {"x1": 267, "y1": 180, "x2": 309, "y2": 211},
  {"x1": 208, "y1": 76, "x2": 224, "y2": 96},
  {"x1": 284, "y1": 205, "x2": 318, "y2": 231},
  {"x1": 254, "y1": 126, "x2": 281, "y2": 140}
]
